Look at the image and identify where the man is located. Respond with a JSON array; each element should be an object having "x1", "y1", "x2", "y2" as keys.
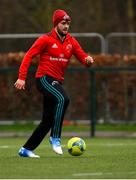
[{"x1": 14, "y1": 9, "x2": 94, "y2": 158}]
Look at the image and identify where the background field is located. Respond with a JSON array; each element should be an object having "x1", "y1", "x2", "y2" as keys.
[{"x1": 0, "y1": 137, "x2": 136, "y2": 179}]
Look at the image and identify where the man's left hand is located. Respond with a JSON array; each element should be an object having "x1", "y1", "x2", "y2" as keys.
[{"x1": 85, "y1": 56, "x2": 94, "y2": 66}]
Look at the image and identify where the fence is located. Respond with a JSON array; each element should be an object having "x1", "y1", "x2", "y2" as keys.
[
  {"x1": 105, "y1": 32, "x2": 136, "y2": 54},
  {"x1": 0, "y1": 33, "x2": 105, "y2": 54},
  {"x1": 0, "y1": 32, "x2": 136, "y2": 54},
  {"x1": 0, "y1": 66, "x2": 136, "y2": 136}
]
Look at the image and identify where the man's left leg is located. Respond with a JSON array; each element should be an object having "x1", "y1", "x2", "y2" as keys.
[{"x1": 49, "y1": 84, "x2": 70, "y2": 155}]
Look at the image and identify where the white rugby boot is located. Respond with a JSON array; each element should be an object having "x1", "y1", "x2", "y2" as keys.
[
  {"x1": 49, "y1": 137, "x2": 63, "y2": 155},
  {"x1": 18, "y1": 147, "x2": 40, "y2": 158}
]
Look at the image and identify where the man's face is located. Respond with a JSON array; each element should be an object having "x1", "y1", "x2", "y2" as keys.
[{"x1": 56, "y1": 20, "x2": 71, "y2": 36}]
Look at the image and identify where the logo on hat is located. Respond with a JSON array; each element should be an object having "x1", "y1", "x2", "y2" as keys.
[{"x1": 63, "y1": 15, "x2": 70, "y2": 20}]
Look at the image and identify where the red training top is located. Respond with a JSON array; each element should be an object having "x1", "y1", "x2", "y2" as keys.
[{"x1": 19, "y1": 29, "x2": 89, "y2": 81}]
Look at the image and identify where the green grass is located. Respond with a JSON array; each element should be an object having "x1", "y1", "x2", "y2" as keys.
[
  {"x1": 0, "y1": 123, "x2": 36, "y2": 132},
  {"x1": 0, "y1": 122, "x2": 136, "y2": 132},
  {"x1": 0, "y1": 137, "x2": 136, "y2": 179}
]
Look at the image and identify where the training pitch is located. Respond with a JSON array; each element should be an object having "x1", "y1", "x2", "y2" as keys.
[{"x1": 0, "y1": 137, "x2": 136, "y2": 179}]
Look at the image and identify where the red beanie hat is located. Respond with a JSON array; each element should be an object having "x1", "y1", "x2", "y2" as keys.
[{"x1": 53, "y1": 9, "x2": 71, "y2": 27}]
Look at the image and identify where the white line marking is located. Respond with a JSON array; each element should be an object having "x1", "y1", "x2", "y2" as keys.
[
  {"x1": 91, "y1": 143, "x2": 136, "y2": 146},
  {"x1": 0, "y1": 145, "x2": 9, "y2": 148},
  {"x1": 74, "y1": 172, "x2": 103, "y2": 176},
  {"x1": 73, "y1": 171, "x2": 136, "y2": 177}
]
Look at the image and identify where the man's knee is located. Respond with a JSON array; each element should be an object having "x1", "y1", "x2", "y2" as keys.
[
  {"x1": 64, "y1": 95, "x2": 70, "y2": 107},
  {"x1": 57, "y1": 94, "x2": 70, "y2": 107}
]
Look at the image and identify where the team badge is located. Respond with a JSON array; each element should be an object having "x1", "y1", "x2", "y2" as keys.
[{"x1": 66, "y1": 44, "x2": 72, "y2": 50}]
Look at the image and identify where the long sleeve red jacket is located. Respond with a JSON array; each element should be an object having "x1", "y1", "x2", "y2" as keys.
[{"x1": 19, "y1": 29, "x2": 89, "y2": 81}]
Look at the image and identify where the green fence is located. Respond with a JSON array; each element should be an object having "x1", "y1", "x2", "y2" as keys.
[{"x1": 68, "y1": 67, "x2": 136, "y2": 136}]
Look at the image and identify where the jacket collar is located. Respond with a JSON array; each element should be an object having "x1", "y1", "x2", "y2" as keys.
[{"x1": 50, "y1": 28, "x2": 71, "y2": 41}]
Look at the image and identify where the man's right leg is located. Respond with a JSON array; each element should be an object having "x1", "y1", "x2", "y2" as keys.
[
  {"x1": 23, "y1": 97, "x2": 55, "y2": 150},
  {"x1": 18, "y1": 78, "x2": 57, "y2": 157}
]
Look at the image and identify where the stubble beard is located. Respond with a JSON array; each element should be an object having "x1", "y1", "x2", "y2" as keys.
[{"x1": 57, "y1": 27, "x2": 67, "y2": 37}]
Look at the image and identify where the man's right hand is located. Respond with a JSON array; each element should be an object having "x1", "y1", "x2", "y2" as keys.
[{"x1": 14, "y1": 79, "x2": 26, "y2": 90}]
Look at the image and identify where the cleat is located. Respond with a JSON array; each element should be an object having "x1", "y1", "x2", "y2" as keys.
[
  {"x1": 18, "y1": 147, "x2": 40, "y2": 158},
  {"x1": 49, "y1": 137, "x2": 63, "y2": 155}
]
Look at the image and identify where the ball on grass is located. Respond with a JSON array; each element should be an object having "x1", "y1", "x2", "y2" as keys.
[{"x1": 67, "y1": 137, "x2": 86, "y2": 156}]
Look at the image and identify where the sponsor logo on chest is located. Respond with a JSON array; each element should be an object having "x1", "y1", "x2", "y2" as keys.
[{"x1": 50, "y1": 56, "x2": 68, "y2": 62}]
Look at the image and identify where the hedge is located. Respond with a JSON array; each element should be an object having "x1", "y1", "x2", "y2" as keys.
[{"x1": 0, "y1": 53, "x2": 136, "y2": 122}]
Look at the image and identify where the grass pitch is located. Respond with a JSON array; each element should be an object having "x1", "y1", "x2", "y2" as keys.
[{"x1": 0, "y1": 137, "x2": 136, "y2": 179}]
